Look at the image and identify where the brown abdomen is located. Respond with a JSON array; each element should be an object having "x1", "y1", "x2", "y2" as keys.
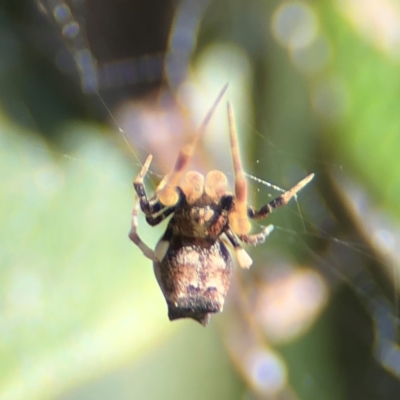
[{"x1": 153, "y1": 238, "x2": 233, "y2": 326}]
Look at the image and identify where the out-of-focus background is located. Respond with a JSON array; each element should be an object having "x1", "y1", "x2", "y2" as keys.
[{"x1": 2, "y1": 0, "x2": 400, "y2": 399}]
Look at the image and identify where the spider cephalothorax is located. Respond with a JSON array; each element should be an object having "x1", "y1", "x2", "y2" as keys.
[{"x1": 129, "y1": 85, "x2": 314, "y2": 325}]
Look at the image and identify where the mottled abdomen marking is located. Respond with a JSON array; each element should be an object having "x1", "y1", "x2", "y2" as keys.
[{"x1": 153, "y1": 238, "x2": 233, "y2": 325}]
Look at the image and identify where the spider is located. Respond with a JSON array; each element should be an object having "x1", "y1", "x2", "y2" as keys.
[{"x1": 129, "y1": 85, "x2": 314, "y2": 326}]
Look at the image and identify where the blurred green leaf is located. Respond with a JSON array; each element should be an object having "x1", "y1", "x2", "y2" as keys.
[
  {"x1": 318, "y1": 3, "x2": 400, "y2": 217},
  {"x1": 0, "y1": 115, "x2": 186, "y2": 399}
]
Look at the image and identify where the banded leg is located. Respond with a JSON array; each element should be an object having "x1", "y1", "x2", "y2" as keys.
[
  {"x1": 239, "y1": 224, "x2": 274, "y2": 245},
  {"x1": 145, "y1": 207, "x2": 175, "y2": 226},
  {"x1": 224, "y1": 228, "x2": 253, "y2": 269},
  {"x1": 128, "y1": 197, "x2": 157, "y2": 261},
  {"x1": 248, "y1": 173, "x2": 314, "y2": 220},
  {"x1": 134, "y1": 154, "x2": 164, "y2": 215}
]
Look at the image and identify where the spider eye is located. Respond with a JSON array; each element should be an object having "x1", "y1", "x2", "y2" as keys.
[{"x1": 205, "y1": 170, "x2": 228, "y2": 201}]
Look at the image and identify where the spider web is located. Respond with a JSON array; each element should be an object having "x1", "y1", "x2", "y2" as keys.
[{"x1": 3, "y1": 1, "x2": 400, "y2": 399}]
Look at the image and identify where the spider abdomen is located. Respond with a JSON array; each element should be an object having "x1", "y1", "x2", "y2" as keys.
[{"x1": 153, "y1": 237, "x2": 233, "y2": 326}]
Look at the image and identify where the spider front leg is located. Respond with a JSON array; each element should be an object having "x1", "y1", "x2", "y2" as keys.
[
  {"x1": 129, "y1": 156, "x2": 175, "y2": 260},
  {"x1": 133, "y1": 154, "x2": 165, "y2": 216},
  {"x1": 248, "y1": 173, "x2": 314, "y2": 220}
]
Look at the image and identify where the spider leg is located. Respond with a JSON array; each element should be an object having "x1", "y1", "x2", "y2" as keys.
[
  {"x1": 227, "y1": 103, "x2": 251, "y2": 235},
  {"x1": 145, "y1": 207, "x2": 175, "y2": 226},
  {"x1": 133, "y1": 155, "x2": 179, "y2": 225},
  {"x1": 128, "y1": 196, "x2": 158, "y2": 261},
  {"x1": 239, "y1": 224, "x2": 274, "y2": 245},
  {"x1": 156, "y1": 84, "x2": 228, "y2": 207},
  {"x1": 224, "y1": 228, "x2": 253, "y2": 269},
  {"x1": 248, "y1": 173, "x2": 315, "y2": 220},
  {"x1": 133, "y1": 154, "x2": 165, "y2": 215}
]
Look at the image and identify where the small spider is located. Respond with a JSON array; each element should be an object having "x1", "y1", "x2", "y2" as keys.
[{"x1": 129, "y1": 85, "x2": 314, "y2": 326}]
